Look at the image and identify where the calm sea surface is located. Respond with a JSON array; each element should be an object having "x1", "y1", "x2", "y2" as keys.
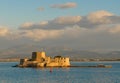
[{"x1": 0, "y1": 62, "x2": 120, "y2": 83}]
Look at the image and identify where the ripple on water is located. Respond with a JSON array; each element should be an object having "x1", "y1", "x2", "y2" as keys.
[{"x1": 0, "y1": 62, "x2": 120, "y2": 83}]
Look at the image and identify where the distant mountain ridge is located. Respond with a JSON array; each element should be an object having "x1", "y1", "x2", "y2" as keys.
[{"x1": 0, "y1": 44, "x2": 120, "y2": 59}]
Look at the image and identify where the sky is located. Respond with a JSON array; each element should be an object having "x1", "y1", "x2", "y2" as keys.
[{"x1": 0, "y1": 0, "x2": 120, "y2": 52}]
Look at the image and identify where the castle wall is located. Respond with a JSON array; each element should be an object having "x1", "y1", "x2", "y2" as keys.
[
  {"x1": 46, "y1": 62, "x2": 58, "y2": 67},
  {"x1": 19, "y1": 51, "x2": 70, "y2": 67}
]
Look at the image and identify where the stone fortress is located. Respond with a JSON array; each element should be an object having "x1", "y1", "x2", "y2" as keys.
[{"x1": 19, "y1": 52, "x2": 70, "y2": 67}]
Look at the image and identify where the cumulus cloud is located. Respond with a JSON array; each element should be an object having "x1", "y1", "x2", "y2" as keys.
[
  {"x1": 39, "y1": 21, "x2": 48, "y2": 26},
  {"x1": 53, "y1": 16, "x2": 81, "y2": 24},
  {"x1": 20, "y1": 16, "x2": 82, "y2": 30},
  {"x1": 0, "y1": 26, "x2": 10, "y2": 36},
  {"x1": 19, "y1": 29, "x2": 64, "y2": 41},
  {"x1": 109, "y1": 25, "x2": 120, "y2": 34},
  {"x1": 108, "y1": 16, "x2": 120, "y2": 24},
  {"x1": 1, "y1": 10, "x2": 120, "y2": 43},
  {"x1": 1, "y1": 10, "x2": 120, "y2": 53},
  {"x1": 19, "y1": 16, "x2": 81, "y2": 30},
  {"x1": 78, "y1": 10, "x2": 120, "y2": 28},
  {"x1": 87, "y1": 10, "x2": 113, "y2": 24},
  {"x1": 51, "y1": 2, "x2": 77, "y2": 9},
  {"x1": 37, "y1": 7, "x2": 45, "y2": 11},
  {"x1": 20, "y1": 22, "x2": 34, "y2": 29},
  {"x1": 20, "y1": 10, "x2": 120, "y2": 31},
  {"x1": 0, "y1": 29, "x2": 63, "y2": 41}
]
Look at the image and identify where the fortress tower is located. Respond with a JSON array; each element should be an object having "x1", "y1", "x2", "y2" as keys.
[{"x1": 32, "y1": 52, "x2": 46, "y2": 61}]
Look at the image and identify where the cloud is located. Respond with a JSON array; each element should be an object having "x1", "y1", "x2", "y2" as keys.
[
  {"x1": 20, "y1": 10, "x2": 120, "y2": 31},
  {"x1": 39, "y1": 21, "x2": 48, "y2": 26},
  {"x1": 20, "y1": 16, "x2": 82, "y2": 30},
  {"x1": 19, "y1": 29, "x2": 64, "y2": 41},
  {"x1": 87, "y1": 10, "x2": 113, "y2": 24},
  {"x1": 78, "y1": 10, "x2": 120, "y2": 28},
  {"x1": 0, "y1": 26, "x2": 9, "y2": 36},
  {"x1": 51, "y1": 2, "x2": 77, "y2": 9},
  {"x1": 15, "y1": 25, "x2": 82, "y2": 41},
  {"x1": 1, "y1": 10, "x2": 120, "y2": 43},
  {"x1": 17, "y1": 10, "x2": 120, "y2": 42},
  {"x1": 20, "y1": 22, "x2": 34, "y2": 29},
  {"x1": 37, "y1": 7, "x2": 45, "y2": 11},
  {"x1": 109, "y1": 25, "x2": 120, "y2": 34},
  {"x1": 53, "y1": 16, "x2": 81, "y2": 24}
]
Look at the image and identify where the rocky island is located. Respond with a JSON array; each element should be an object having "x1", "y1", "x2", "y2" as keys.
[{"x1": 14, "y1": 51, "x2": 112, "y2": 68}]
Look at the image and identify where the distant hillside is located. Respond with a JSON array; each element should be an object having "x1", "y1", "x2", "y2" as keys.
[{"x1": 0, "y1": 44, "x2": 120, "y2": 59}]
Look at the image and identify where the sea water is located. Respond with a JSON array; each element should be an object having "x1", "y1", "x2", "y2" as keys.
[{"x1": 0, "y1": 62, "x2": 120, "y2": 83}]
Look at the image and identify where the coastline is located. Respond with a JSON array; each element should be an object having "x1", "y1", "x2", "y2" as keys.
[
  {"x1": 0, "y1": 58, "x2": 120, "y2": 62},
  {"x1": 0, "y1": 59, "x2": 20, "y2": 62}
]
